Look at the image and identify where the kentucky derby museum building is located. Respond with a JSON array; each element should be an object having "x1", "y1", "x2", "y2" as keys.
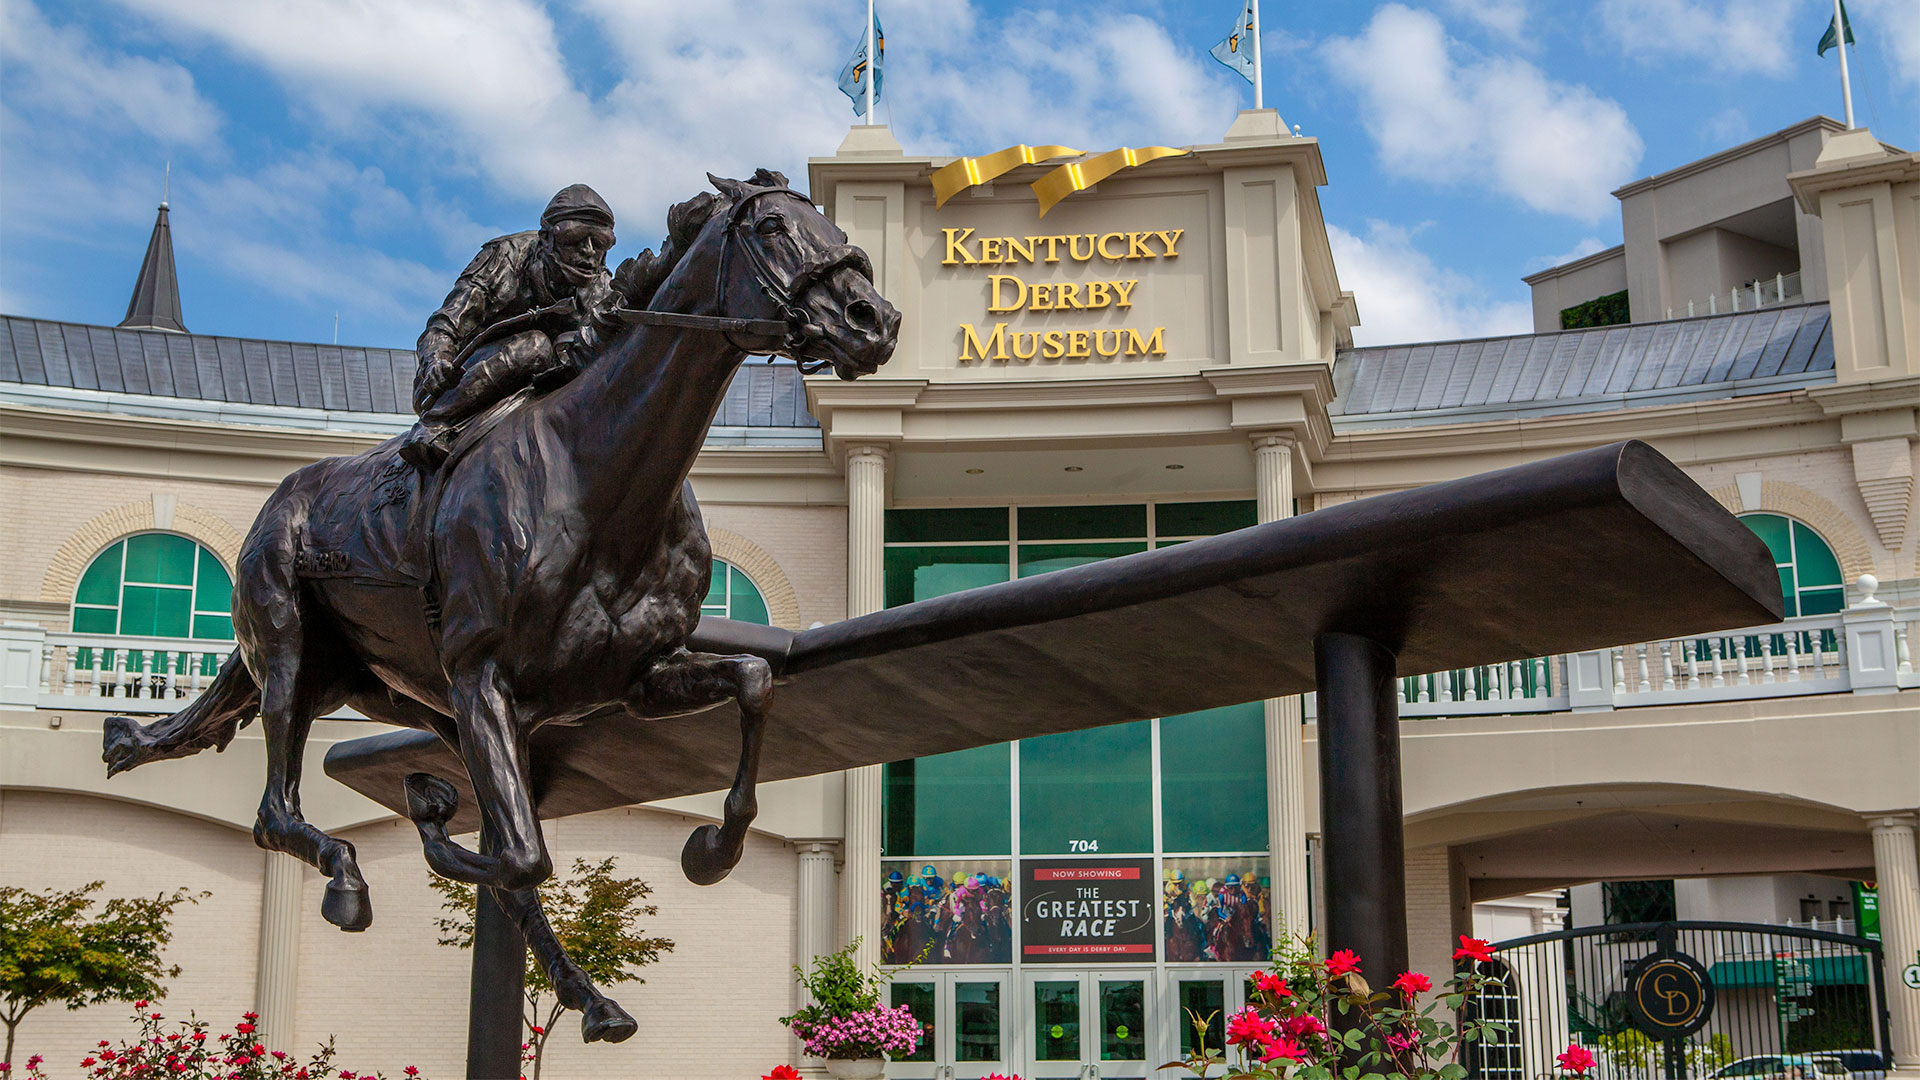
[{"x1": 5, "y1": 112, "x2": 1920, "y2": 1080}]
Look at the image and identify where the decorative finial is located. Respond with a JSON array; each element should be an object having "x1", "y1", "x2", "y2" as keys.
[
  {"x1": 1292, "y1": 124, "x2": 1302, "y2": 136},
  {"x1": 1853, "y1": 573, "x2": 1884, "y2": 608},
  {"x1": 161, "y1": 160, "x2": 170, "y2": 211}
]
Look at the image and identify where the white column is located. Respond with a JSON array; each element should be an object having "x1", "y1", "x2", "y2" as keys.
[
  {"x1": 841, "y1": 444, "x2": 889, "y2": 974},
  {"x1": 1869, "y1": 814, "x2": 1920, "y2": 1073},
  {"x1": 1253, "y1": 432, "x2": 1311, "y2": 934},
  {"x1": 255, "y1": 851, "x2": 306, "y2": 1053},
  {"x1": 796, "y1": 842, "x2": 840, "y2": 1006}
]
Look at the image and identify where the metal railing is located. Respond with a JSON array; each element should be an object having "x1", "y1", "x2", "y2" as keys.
[{"x1": 1666, "y1": 271, "x2": 1803, "y2": 320}]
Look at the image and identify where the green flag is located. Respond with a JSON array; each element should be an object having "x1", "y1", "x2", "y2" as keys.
[{"x1": 1818, "y1": 1, "x2": 1854, "y2": 57}]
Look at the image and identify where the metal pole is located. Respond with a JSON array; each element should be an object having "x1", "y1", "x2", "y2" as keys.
[
  {"x1": 1314, "y1": 632, "x2": 1410, "y2": 979},
  {"x1": 467, "y1": 830, "x2": 526, "y2": 1080},
  {"x1": 1834, "y1": 0, "x2": 1854, "y2": 129},
  {"x1": 1251, "y1": 0, "x2": 1263, "y2": 111},
  {"x1": 864, "y1": 0, "x2": 875, "y2": 123}
]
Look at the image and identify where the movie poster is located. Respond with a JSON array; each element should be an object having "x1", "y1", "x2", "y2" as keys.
[
  {"x1": 1162, "y1": 857, "x2": 1272, "y2": 962},
  {"x1": 881, "y1": 859, "x2": 1013, "y2": 965},
  {"x1": 1020, "y1": 858, "x2": 1157, "y2": 962}
]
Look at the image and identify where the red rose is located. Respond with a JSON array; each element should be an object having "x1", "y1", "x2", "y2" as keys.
[
  {"x1": 1558, "y1": 1044, "x2": 1597, "y2": 1075},
  {"x1": 1252, "y1": 971, "x2": 1290, "y2": 997},
  {"x1": 1453, "y1": 935, "x2": 1496, "y2": 963},
  {"x1": 1325, "y1": 949, "x2": 1362, "y2": 976},
  {"x1": 763, "y1": 1067, "x2": 804, "y2": 1080},
  {"x1": 1391, "y1": 971, "x2": 1432, "y2": 997}
]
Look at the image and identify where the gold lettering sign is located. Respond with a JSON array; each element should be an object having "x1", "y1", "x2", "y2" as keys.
[{"x1": 931, "y1": 145, "x2": 1082, "y2": 208}]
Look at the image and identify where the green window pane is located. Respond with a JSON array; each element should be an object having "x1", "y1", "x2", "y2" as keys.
[
  {"x1": 1792, "y1": 522, "x2": 1843, "y2": 586},
  {"x1": 1017, "y1": 541, "x2": 1146, "y2": 578},
  {"x1": 886, "y1": 507, "x2": 1009, "y2": 543},
  {"x1": 1160, "y1": 702, "x2": 1269, "y2": 852},
  {"x1": 72, "y1": 607, "x2": 117, "y2": 634},
  {"x1": 890, "y1": 983, "x2": 936, "y2": 1063},
  {"x1": 885, "y1": 545, "x2": 1009, "y2": 608},
  {"x1": 1020, "y1": 721, "x2": 1152, "y2": 854},
  {"x1": 1099, "y1": 980, "x2": 1145, "y2": 1061},
  {"x1": 1033, "y1": 981, "x2": 1080, "y2": 1060},
  {"x1": 1177, "y1": 979, "x2": 1225, "y2": 1057},
  {"x1": 1778, "y1": 569, "x2": 1799, "y2": 617},
  {"x1": 702, "y1": 567, "x2": 727, "y2": 607},
  {"x1": 883, "y1": 744, "x2": 1011, "y2": 857},
  {"x1": 192, "y1": 614, "x2": 235, "y2": 641},
  {"x1": 1018, "y1": 504, "x2": 1147, "y2": 540},
  {"x1": 1742, "y1": 514, "x2": 1792, "y2": 565},
  {"x1": 124, "y1": 533, "x2": 196, "y2": 586},
  {"x1": 75, "y1": 543, "x2": 124, "y2": 606},
  {"x1": 195, "y1": 548, "x2": 233, "y2": 614},
  {"x1": 730, "y1": 580, "x2": 770, "y2": 624},
  {"x1": 121, "y1": 586, "x2": 192, "y2": 638},
  {"x1": 1156, "y1": 500, "x2": 1256, "y2": 537},
  {"x1": 955, "y1": 981, "x2": 1002, "y2": 1062},
  {"x1": 1800, "y1": 587, "x2": 1845, "y2": 616}
]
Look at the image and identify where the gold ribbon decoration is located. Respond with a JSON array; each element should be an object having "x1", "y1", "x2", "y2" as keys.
[
  {"x1": 930, "y1": 145, "x2": 1082, "y2": 208},
  {"x1": 1031, "y1": 146, "x2": 1189, "y2": 217}
]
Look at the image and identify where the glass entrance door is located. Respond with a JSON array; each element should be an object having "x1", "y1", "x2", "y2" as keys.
[
  {"x1": 1023, "y1": 970, "x2": 1154, "y2": 1079},
  {"x1": 1159, "y1": 969, "x2": 1266, "y2": 1077},
  {"x1": 890, "y1": 972, "x2": 1013, "y2": 1080}
]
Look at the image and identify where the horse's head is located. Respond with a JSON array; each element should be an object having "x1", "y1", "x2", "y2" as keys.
[{"x1": 701, "y1": 169, "x2": 899, "y2": 380}]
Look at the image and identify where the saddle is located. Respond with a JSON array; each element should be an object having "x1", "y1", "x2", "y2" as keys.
[{"x1": 294, "y1": 390, "x2": 536, "y2": 588}]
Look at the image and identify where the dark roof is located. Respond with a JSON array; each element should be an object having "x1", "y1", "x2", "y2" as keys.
[
  {"x1": 1332, "y1": 302, "x2": 1835, "y2": 423},
  {"x1": 0, "y1": 315, "x2": 818, "y2": 428},
  {"x1": 120, "y1": 205, "x2": 186, "y2": 333}
]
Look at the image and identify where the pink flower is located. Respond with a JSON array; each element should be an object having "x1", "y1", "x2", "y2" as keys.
[
  {"x1": 1387, "y1": 1033, "x2": 1416, "y2": 1053},
  {"x1": 1391, "y1": 971, "x2": 1432, "y2": 997},
  {"x1": 1325, "y1": 949, "x2": 1362, "y2": 976},
  {"x1": 406, "y1": 1068, "x2": 421, "y2": 1077},
  {"x1": 1558, "y1": 1045, "x2": 1596, "y2": 1075},
  {"x1": 1225, "y1": 1006, "x2": 1277, "y2": 1047},
  {"x1": 1259, "y1": 1036, "x2": 1308, "y2": 1062},
  {"x1": 1454, "y1": 935, "x2": 1496, "y2": 963}
]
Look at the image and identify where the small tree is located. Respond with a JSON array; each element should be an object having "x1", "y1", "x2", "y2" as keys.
[
  {"x1": 429, "y1": 857, "x2": 672, "y2": 1080},
  {"x1": 0, "y1": 882, "x2": 204, "y2": 1067}
]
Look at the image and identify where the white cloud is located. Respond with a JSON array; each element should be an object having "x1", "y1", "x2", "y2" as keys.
[
  {"x1": 1441, "y1": 0, "x2": 1530, "y2": 42},
  {"x1": 1852, "y1": 0, "x2": 1920, "y2": 96},
  {"x1": 1323, "y1": 5, "x2": 1642, "y2": 223},
  {"x1": 1329, "y1": 220, "x2": 1533, "y2": 346},
  {"x1": 0, "y1": 1, "x2": 221, "y2": 146},
  {"x1": 1597, "y1": 0, "x2": 1798, "y2": 75},
  {"x1": 1524, "y1": 236, "x2": 1612, "y2": 274}
]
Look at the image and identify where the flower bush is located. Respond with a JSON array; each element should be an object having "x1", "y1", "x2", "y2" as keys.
[
  {"x1": 0, "y1": 1003, "x2": 427, "y2": 1080},
  {"x1": 779, "y1": 940, "x2": 922, "y2": 1061},
  {"x1": 1171, "y1": 934, "x2": 1596, "y2": 1080}
]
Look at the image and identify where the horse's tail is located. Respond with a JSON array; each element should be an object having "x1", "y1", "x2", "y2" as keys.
[{"x1": 102, "y1": 649, "x2": 261, "y2": 777}]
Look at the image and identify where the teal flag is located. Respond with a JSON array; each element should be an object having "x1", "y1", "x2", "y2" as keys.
[
  {"x1": 837, "y1": 12, "x2": 885, "y2": 116},
  {"x1": 1210, "y1": 0, "x2": 1258, "y2": 85},
  {"x1": 1818, "y1": 1, "x2": 1854, "y2": 56}
]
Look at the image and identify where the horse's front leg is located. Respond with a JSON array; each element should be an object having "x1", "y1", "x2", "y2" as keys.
[
  {"x1": 490, "y1": 886, "x2": 637, "y2": 1044},
  {"x1": 627, "y1": 649, "x2": 772, "y2": 886},
  {"x1": 402, "y1": 662, "x2": 553, "y2": 892}
]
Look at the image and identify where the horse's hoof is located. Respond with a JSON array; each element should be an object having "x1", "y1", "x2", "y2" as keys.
[
  {"x1": 322, "y1": 879, "x2": 372, "y2": 932},
  {"x1": 403, "y1": 772, "x2": 459, "y2": 827},
  {"x1": 102, "y1": 716, "x2": 145, "y2": 776},
  {"x1": 680, "y1": 824, "x2": 734, "y2": 886},
  {"x1": 581, "y1": 998, "x2": 637, "y2": 1044}
]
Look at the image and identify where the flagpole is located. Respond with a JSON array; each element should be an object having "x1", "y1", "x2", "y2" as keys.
[
  {"x1": 1251, "y1": 1, "x2": 1263, "y2": 110},
  {"x1": 1831, "y1": 0, "x2": 1854, "y2": 128},
  {"x1": 864, "y1": 0, "x2": 875, "y2": 123}
]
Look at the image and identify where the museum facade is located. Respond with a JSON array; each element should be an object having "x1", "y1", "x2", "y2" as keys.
[{"x1": 3, "y1": 113, "x2": 1920, "y2": 1080}]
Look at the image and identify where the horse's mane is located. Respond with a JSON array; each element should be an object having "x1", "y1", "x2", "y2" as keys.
[{"x1": 606, "y1": 168, "x2": 789, "y2": 312}]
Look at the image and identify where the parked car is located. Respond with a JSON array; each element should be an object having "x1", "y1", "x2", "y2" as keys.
[
  {"x1": 1826, "y1": 1049, "x2": 1890, "y2": 1080},
  {"x1": 1710, "y1": 1054, "x2": 1850, "y2": 1080}
]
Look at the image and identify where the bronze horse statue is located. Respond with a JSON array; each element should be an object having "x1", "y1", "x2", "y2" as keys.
[{"x1": 100, "y1": 170, "x2": 899, "y2": 1042}]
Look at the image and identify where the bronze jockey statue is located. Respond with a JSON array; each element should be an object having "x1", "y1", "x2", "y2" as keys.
[{"x1": 401, "y1": 183, "x2": 689, "y2": 470}]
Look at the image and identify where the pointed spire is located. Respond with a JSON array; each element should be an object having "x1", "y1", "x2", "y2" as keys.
[{"x1": 120, "y1": 177, "x2": 186, "y2": 333}]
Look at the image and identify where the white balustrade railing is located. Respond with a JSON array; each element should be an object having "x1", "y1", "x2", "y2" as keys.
[
  {"x1": 1, "y1": 627, "x2": 233, "y2": 713},
  {"x1": 1665, "y1": 270, "x2": 1803, "y2": 320},
  {"x1": 1602, "y1": 612, "x2": 1848, "y2": 706},
  {"x1": 1401, "y1": 656, "x2": 1568, "y2": 716}
]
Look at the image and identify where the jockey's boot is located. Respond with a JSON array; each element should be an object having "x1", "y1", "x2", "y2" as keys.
[{"x1": 398, "y1": 422, "x2": 453, "y2": 471}]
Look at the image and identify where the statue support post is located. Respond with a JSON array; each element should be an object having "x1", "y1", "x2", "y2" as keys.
[
  {"x1": 468, "y1": 828, "x2": 527, "y2": 1079},
  {"x1": 1314, "y1": 632, "x2": 1410, "y2": 978}
]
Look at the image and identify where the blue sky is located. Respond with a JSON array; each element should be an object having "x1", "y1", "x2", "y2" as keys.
[{"x1": 3, "y1": 0, "x2": 1916, "y2": 350}]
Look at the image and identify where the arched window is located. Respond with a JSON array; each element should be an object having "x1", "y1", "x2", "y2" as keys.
[
  {"x1": 1739, "y1": 514, "x2": 1844, "y2": 616},
  {"x1": 1464, "y1": 959, "x2": 1525, "y2": 1080},
  {"x1": 72, "y1": 533, "x2": 234, "y2": 640},
  {"x1": 702, "y1": 560, "x2": 770, "y2": 624}
]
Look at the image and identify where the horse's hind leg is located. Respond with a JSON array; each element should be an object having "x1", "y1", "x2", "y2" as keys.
[
  {"x1": 242, "y1": 558, "x2": 369, "y2": 930},
  {"x1": 489, "y1": 886, "x2": 638, "y2": 1044},
  {"x1": 626, "y1": 650, "x2": 772, "y2": 886}
]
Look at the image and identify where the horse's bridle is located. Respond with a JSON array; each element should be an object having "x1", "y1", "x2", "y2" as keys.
[{"x1": 609, "y1": 184, "x2": 874, "y2": 374}]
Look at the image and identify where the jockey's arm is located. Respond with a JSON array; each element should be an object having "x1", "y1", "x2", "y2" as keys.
[{"x1": 413, "y1": 247, "x2": 510, "y2": 413}]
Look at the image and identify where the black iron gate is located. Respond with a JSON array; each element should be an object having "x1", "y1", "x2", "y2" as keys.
[{"x1": 1478, "y1": 922, "x2": 1893, "y2": 1080}]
